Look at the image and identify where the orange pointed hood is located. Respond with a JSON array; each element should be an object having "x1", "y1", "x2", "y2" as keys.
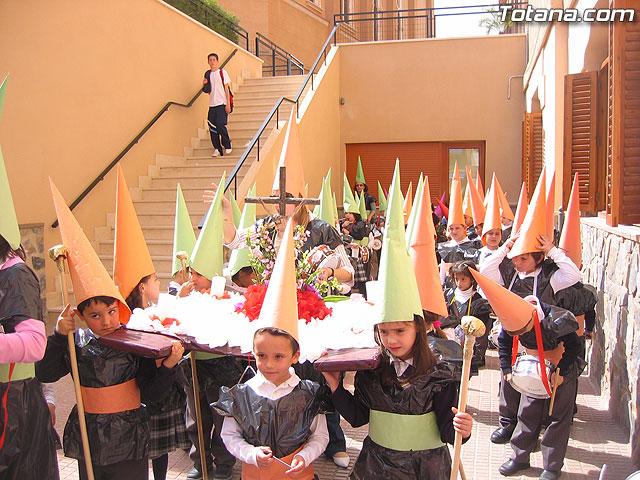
[
  {"x1": 113, "y1": 165, "x2": 155, "y2": 299},
  {"x1": 546, "y1": 170, "x2": 556, "y2": 240},
  {"x1": 409, "y1": 176, "x2": 447, "y2": 317},
  {"x1": 469, "y1": 268, "x2": 536, "y2": 331},
  {"x1": 50, "y1": 178, "x2": 131, "y2": 323},
  {"x1": 272, "y1": 109, "x2": 306, "y2": 198},
  {"x1": 448, "y1": 177, "x2": 465, "y2": 227},
  {"x1": 481, "y1": 176, "x2": 502, "y2": 244},
  {"x1": 466, "y1": 167, "x2": 486, "y2": 226},
  {"x1": 494, "y1": 176, "x2": 514, "y2": 221},
  {"x1": 558, "y1": 173, "x2": 582, "y2": 269},
  {"x1": 508, "y1": 169, "x2": 546, "y2": 259},
  {"x1": 258, "y1": 218, "x2": 299, "y2": 341},
  {"x1": 403, "y1": 182, "x2": 413, "y2": 225},
  {"x1": 462, "y1": 181, "x2": 473, "y2": 219},
  {"x1": 476, "y1": 174, "x2": 485, "y2": 203},
  {"x1": 511, "y1": 182, "x2": 529, "y2": 238}
]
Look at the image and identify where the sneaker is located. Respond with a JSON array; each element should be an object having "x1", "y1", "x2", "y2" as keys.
[
  {"x1": 211, "y1": 150, "x2": 221, "y2": 157},
  {"x1": 214, "y1": 464, "x2": 234, "y2": 480},
  {"x1": 225, "y1": 148, "x2": 232, "y2": 154},
  {"x1": 332, "y1": 451, "x2": 350, "y2": 468}
]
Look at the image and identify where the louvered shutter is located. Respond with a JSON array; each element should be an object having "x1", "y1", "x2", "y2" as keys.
[
  {"x1": 563, "y1": 72, "x2": 598, "y2": 213},
  {"x1": 607, "y1": 1, "x2": 640, "y2": 226},
  {"x1": 522, "y1": 112, "x2": 544, "y2": 200}
]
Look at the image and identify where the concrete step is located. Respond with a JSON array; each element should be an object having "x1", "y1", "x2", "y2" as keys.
[
  {"x1": 96, "y1": 238, "x2": 175, "y2": 257},
  {"x1": 149, "y1": 174, "x2": 245, "y2": 190},
  {"x1": 139, "y1": 185, "x2": 215, "y2": 202},
  {"x1": 131, "y1": 198, "x2": 209, "y2": 214},
  {"x1": 106, "y1": 210, "x2": 207, "y2": 227},
  {"x1": 235, "y1": 84, "x2": 303, "y2": 95},
  {"x1": 100, "y1": 255, "x2": 173, "y2": 276},
  {"x1": 242, "y1": 76, "x2": 305, "y2": 86},
  {"x1": 106, "y1": 225, "x2": 199, "y2": 241},
  {"x1": 233, "y1": 91, "x2": 300, "y2": 100},
  {"x1": 155, "y1": 163, "x2": 250, "y2": 178}
]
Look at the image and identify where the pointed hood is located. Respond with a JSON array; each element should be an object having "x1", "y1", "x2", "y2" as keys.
[
  {"x1": 50, "y1": 179, "x2": 130, "y2": 323},
  {"x1": 0, "y1": 75, "x2": 7, "y2": 123},
  {"x1": 409, "y1": 176, "x2": 447, "y2": 317},
  {"x1": 558, "y1": 173, "x2": 582, "y2": 268},
  {"x1": 377, "y1": 181, "x2": 387, "y2": 212},
  {"x1": 272, "y1": 109, "x2": 306, "y2": 197},
  {"x1": 190, "y1": 172, "x2": 225, "y2": 279},
  {"x1": 377, "y1": 161, "x2": 423, "y2": 323},
  {"x1": 469, "y1": 268, "x2": 535, "y2": 332},
  {"x1": 434, "y1": 193, "x2": 448, "y2": 219},
  {"x1": 229, "y1": 193, "x2": 242, "y2": 229},
  {"x1": 508, "y1": 169, "x2": 547, "y2": 258},
  {"x1": 476, "y1": 174, "x2": 485, "y2": 203},
  {"x1": 258, "y1": 218, "x2": 299, "y2": 340},
  {"x1": 229, "y1": 185, "x2": 257, "y2": 277},
  {"x1": 332, "y1": 192, "x2": 339, "y2": 223},
  {"x1": 357, "y1": 192, "x2": 368, "y2": 220},
  {"x1": 113, "y1": 165, "x2": 155, "y2": 299},
  {"x1": 356, "y1": 156, "x2": 366, "y2": 184},
  {"x1": 405, "y1": 174, "x2": 424, "y2": 249},
  {"x1": 343, "y1": 173, "x2": 357, "y2": 213},
  {"x1": 466, "y1": 167, "x2": 486, "y2": 226},
  {"x1": 317, "y1": 172, "x2": 335, "y2": 225},
  {"x1": 546, "y1": 170, "x2": 556, "y2": 240},
  {"x1": 402, "y1": 182, "x2": 413, "y2": 225},
  {"x1": 511, "y1": 182, "x2": 529, "y2": 238},
  {"x1": 452, "y1": 162, "x2": 461, "y2": 185},
  {"x1": 462, "y1": 180, "x2": 473, "y2": 219},
  {"x1": 172, "y1": 183, "x2": 197, "y2": 277},
  {"x1": 481, "y1": 176, "x2": 502, "y2": 244},
  {"x1": 448, "y1": 177, "x2": 465, "y2": 227},
  {"x1": 494, "y1": 176, "x2": 514, "y2": 221},
  {"x1": 0, "y1": 147, "x2": 20, "y2": 249}
]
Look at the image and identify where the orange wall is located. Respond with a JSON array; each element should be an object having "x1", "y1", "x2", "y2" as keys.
[{"x1": 0, "y1": 0, "x2": 261, "y2": 292}]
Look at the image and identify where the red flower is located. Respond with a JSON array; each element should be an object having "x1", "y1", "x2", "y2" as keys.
[{"x1": 235, "y1": 284, "x2": 268, "y2": 321}]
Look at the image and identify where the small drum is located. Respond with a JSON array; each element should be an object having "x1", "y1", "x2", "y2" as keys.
[
  {"x1": 307, "y1": 245, "x2": 340, "y2": 271},
  {"x1": 360, "y1": 246, "x2": 370, "y2": 263},
  {"x1": 509, "y1": 354, "x2": 554, "y2": 399},
  {"x1": 371, "y1": 238, "x2": 382, "y2": 251}
]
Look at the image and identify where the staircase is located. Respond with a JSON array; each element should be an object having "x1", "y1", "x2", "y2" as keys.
[{"x1": 46, "y1": 75, "x2": 308, "y2": 317}]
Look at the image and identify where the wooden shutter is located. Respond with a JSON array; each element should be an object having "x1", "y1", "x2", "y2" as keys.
[
  {"x1": 563, "y1": 72, "x2": 598, "y2": 213},
  {"x1": 607, "y1": 0, "x2": 640, "y2": 226},
  {"x1": 522, "y1": 112, "x2": 544, "y2": 200}
]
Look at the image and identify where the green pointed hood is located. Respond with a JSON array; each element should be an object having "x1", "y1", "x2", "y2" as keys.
[
  {"x1": 405, "y1": 173, "x2": 424, "y2": 248},
  {"x1": 190, "y1": 172, "x2": 225, "y2": 279},
  {"x1": 171, "y1": 184, "x2": 197, "y2": 277},
  {"x1": 317, "y1": 170, "x2": 335, "y2": 225},
  {"x1": 377, "y1": 181, "x2": 387, "y2": 212},
  {"x1": 228, "y1": 184, "x2": 257, "y2": 277},
  {"x1": 357, "y1": 192, "x2": 368, "y2": 219},
  {"x1": 332, "y1": 192, "x2": 339, "y2": 221},
  {"x1": 356, "y1": 156, "x2": 366, "y2": 185},
  {"x1": 376, "y1": 160, "x2": 422, "y2": 324},
  {"x1": 0, "y1": 147, "x2": 21, "y2": 249},
  {"x1": 343, "y1": 172, "x2": 357, "y2": 212},
  {"x1": 0, "y1": 75, "x2": 7, "y2": 123},
  {"x1": 229, "y1": 193, "x2": 242, "y2": 228}
]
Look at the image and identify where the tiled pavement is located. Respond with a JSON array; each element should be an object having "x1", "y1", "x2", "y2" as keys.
[{"x1": 52, "y1": 349, "x2": 636, "y2": 479}]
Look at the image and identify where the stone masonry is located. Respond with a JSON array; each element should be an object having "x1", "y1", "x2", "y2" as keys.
[{"x1": 19, "y1": 222, "x2": 47, "y2": 315}]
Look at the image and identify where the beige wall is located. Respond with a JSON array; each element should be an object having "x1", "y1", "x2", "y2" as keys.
[
  {"x1": 338, "y1": 35, "x2": 527, "y2": 203},
  {"x1": 0, "y1": 0, "x2": 261, "y2": 293}
]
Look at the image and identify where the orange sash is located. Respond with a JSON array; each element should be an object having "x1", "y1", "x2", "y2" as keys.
[
  {"x1": 242, "y1": 446, "x2": 315, "y2": 480},
  {"x1": 80, "y1": 378, "x2": 141, "y2": 414}
]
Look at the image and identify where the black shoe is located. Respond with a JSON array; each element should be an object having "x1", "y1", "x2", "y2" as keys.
[
  {"x1": 491, "y1": 427, "x2": 514, "y2": 444},
  {"x1": 214, "y1": 464, "x2": 234, "y2": 480},
  {"x1": 187, "y1": 464, "x2": 214, "y2": 479},
  {"x1": 539, "y1": 469, "x2": 561, "y2": 480},
  {"x1": 499, "y1": 459, "x2": 530, "y2": 476}
]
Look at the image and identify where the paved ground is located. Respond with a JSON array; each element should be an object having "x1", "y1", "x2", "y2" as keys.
[{"x1": 52, "y1": 348, "x2": 636, "y2": 479}]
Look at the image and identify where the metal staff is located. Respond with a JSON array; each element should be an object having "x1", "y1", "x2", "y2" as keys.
[
  {"x1": 48, "y1": 245, "x2": 95, "y2": 480},
  {"x1": 450, "y1": 315, "x2": 487, "y2": 480}
]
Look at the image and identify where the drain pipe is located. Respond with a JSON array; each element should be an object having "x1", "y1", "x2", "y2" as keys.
[{"x1": 507, "y1": 74, "x2": 524, "y2": 100}]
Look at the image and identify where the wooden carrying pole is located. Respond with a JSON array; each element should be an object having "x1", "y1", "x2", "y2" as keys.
[
  {"x1": 450, "y1": 316, "x2": 486, "y2": 480},
  {"x1": 48, "y1": 245, "x2": 95, "y2": 480}
]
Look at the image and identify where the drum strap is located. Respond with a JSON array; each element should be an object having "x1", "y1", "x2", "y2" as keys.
[{"x1": 512, "y1": 309, "x2": 552, "y2": 396}]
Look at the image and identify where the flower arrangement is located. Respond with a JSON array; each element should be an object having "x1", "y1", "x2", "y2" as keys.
[{"x1": 237, "y1": 222, "x2": 340, "y2": 322}]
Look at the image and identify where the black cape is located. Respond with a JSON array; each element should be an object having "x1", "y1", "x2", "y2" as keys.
[{"x1": 0, "y1": 262, "x2": 59, "y2": 480}]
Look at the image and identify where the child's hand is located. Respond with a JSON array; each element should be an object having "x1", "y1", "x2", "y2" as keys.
[
  {"x1": 536, "y1": 234, "x2": 554, "y2": 254},
  {"x1": 452, "y1": 407, "x2": 473, "y2": 438},
  {"x1": 56, "y1": 304, "x2": 78, "y2": 336},
  {"x1": 256, "y1": 446, "x2": 273, "y2": 469},
  {"x1": 177, "y1": 281, "x2": 194, "y2": 298},
  {"x1": 321, "y1": 371, "x2": 341, "y2": 392},
  {"x1": 162, "y1": 340, "x2": 185, "y2": 369},
  {"x1": 286, "y1": 455, "x2": 306, "y2": 478}
]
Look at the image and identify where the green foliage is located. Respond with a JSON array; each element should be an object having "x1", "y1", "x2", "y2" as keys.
[
  {"x1": 478, "y1": 8, "x2": 514, "y2": 35},
  {"x1": 165, "y1": 0, "x2": 241, "y2": 44}
]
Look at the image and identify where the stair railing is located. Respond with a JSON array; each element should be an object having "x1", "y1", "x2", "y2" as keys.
[
  {"x1": 51, "y1": 49, "x2": 238, "y2": 228},
  {"x1": 224, "y1": 24, "x2": 339, "y2": 197},
  {"x1": 255, "y1": 33, "x2": 304, "y2": 76}
]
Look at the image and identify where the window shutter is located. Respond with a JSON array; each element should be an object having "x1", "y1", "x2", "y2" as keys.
[
  {"x1": 563, "y1": 72, "x2": 598, "y2": 214},
  {"x1": 607, "y1": 1, "x2": 640, "y2": 226},
  {"x1": 522, "y1": 112, "x2": 544, "y2": 200}
]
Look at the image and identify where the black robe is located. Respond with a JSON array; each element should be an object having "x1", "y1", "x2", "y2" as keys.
[
  {"x1": 0, "y1": 261, "x2": 59, "y2": 480},
  {"x1": 498, "y1": 257, "x2": 560, "y2": 304}
]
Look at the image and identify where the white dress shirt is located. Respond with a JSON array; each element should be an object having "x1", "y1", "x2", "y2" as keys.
[
  {"x1": 390, "y1": 356, "x2": 414, "y2": 377},
  {"x1": 220, "y1": 368, "x2": 329, "y2": 468}
]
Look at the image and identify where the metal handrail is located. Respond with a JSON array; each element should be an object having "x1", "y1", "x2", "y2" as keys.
[
  {"x1": 51, "y1": 49, "x2": 238, "y2": 228},
  {"x1": 255, "y1": 33, "x2": 304, "y2": 76},
  {"x1": 223, "y1": 24, "x2": 339, "y2": 195}
]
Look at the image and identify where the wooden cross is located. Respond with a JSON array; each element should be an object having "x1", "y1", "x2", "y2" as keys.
[{"x1": 244, "y1": 166, "x2": 320, "y2": 217}]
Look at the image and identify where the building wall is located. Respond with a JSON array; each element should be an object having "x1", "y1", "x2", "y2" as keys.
[{"x1": 0, "y1": 0, "x2": 262, "y2": 295}]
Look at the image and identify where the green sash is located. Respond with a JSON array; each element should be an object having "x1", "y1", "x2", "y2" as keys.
[
  {"x1": 192, "y1": 351, "x2": 224, "y2": 360},
  {"x1": 369, "y1": 410, "x2": 445, "y2": 451},
  {"x1": 0, "y1": 362, "x2": 35, "y2": 383}
]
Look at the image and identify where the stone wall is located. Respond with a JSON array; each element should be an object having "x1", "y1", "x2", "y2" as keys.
[
  {"x1": 19, "y1": 223, "x2": 46, "y2": 317},
  {"x1": 581, "y1": 217, "x2": 640, "y2": 466}
]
